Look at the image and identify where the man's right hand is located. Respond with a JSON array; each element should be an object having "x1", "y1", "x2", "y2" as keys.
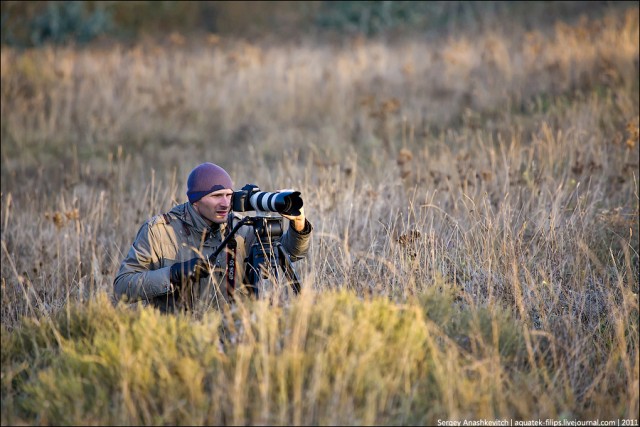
[{"x1": 169, "y1": 257, "x2": 210, "y2": 287}]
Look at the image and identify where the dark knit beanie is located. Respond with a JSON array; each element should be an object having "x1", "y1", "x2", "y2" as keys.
[{"x1": 186, "y1": 163, "x2": 233, "y2": 203}]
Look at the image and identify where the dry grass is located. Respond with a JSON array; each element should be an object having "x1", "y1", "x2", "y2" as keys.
[{"x1": 1, "y1": 6, "x2": 639, "y2": 425}]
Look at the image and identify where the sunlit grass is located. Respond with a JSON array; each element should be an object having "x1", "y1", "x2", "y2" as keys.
[{"x1": 0, "y1": 289, "x2": 538, "y2": 425}]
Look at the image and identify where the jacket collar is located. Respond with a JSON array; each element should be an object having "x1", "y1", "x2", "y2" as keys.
[{"x1": 170, "y1": 202, "x2": 226, "y2": 238}]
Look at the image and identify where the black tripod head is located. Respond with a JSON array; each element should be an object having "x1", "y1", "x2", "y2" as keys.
[{"x1": 251, "y1": 215, "x2": 283, "y2": 241}]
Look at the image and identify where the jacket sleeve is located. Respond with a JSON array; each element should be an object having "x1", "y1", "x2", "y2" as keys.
[
  {"x1": 279, "y1": 219, "x2": 313, "y2": 262},
  {"x1": 113, "y1": 222, "x2": 173, "y2": 303}
]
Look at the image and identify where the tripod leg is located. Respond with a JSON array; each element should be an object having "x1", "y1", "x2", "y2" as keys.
[
  {"x1": 247, "y1": 240, "x2": 300, "y2": 299},
  {"x1": 276, "y1": 243, "x2": 301, "y2": 294},
  {"x1": 247, "y1": 241, "x2": 279, "y2": 299}
]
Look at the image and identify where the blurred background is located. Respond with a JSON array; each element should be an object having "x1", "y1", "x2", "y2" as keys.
[{"x1": 1, "y1": 0, "x2": 632, "y2": 46}]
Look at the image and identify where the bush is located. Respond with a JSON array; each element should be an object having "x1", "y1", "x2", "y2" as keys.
[{"x1": 29, "y1": 1, "x2": 112, "y2": 46}]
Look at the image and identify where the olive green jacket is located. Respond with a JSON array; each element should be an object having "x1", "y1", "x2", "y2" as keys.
[{"x1": 113, "y1": 202, "x2": 312, "y2": 312}]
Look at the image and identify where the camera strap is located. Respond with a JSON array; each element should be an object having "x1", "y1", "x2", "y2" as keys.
[{"x1": 226, "y1": 238, "x2": 237, "y2": 298}]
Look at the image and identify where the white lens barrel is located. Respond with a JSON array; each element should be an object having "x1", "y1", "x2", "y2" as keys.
[
  {"x1": 248, "y1": 190, "x2": 302, "y2": 214},
  {"x1": 250, "y1": 191, "x2": 280, "y2": 212}
]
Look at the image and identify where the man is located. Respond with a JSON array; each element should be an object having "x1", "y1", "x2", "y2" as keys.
[{"x1": 113, "y1": 162, "x2": 312, "y2": 313}]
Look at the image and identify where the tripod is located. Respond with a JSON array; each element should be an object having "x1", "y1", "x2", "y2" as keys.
[{"x1": 208, "y1": 215, "x2": 301, "y2": 299}]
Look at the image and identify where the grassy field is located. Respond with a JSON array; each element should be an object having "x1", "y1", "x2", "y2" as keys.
[{"x1": 1, "y1": 5, "x2": 639, "y2": 425}]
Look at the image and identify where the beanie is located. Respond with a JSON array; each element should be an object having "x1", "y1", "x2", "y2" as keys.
[{"x1": 186, "y1": 163, "x2": 233, "y2": 203}]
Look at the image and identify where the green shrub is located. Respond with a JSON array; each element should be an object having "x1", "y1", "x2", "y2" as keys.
[{"x1": 29, "y1": 1, "x2": 112, "y2": 46}]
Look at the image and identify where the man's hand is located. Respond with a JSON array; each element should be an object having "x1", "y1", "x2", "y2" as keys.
[
  {"x1": 281, "y1": 207, "x2": 306, "y2": 232},
  {"x1": 169, "y1": 257, "x2": 210, "y2": 287}
]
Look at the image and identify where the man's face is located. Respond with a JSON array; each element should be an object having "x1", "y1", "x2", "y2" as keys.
[{"x1": 193, "y1": 189, "x2": 233, "y2": 224}]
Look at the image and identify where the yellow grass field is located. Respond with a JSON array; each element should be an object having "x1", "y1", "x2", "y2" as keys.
[{"x1": 1, "y1": 5, "x2": 639, "y2": 425}]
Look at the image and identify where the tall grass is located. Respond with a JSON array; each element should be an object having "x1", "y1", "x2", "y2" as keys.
[{"x1": 1, "y1": 5, "x2": 639, "y2": 425}]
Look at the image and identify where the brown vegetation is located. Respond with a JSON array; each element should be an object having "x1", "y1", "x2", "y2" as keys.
[{"x1": 1, "y1": 5, "x2": 638, "y2": 425}]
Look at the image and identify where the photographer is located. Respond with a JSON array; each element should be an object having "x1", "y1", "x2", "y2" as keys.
[{"x1": 113, "y1": 162, "x2": 312, "y2": 313}]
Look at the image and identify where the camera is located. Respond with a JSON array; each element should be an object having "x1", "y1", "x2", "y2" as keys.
[{"x1": 232, "y1": 184, "x2": 303, "y2": 216}]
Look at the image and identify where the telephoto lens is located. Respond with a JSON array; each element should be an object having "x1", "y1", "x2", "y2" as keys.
[
  {"x1": 249, "y1": 190, "x2": 303, "y2": 215},
  {"x1": 232, "y1": 185, "x2": 304, "y2": 215}
]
